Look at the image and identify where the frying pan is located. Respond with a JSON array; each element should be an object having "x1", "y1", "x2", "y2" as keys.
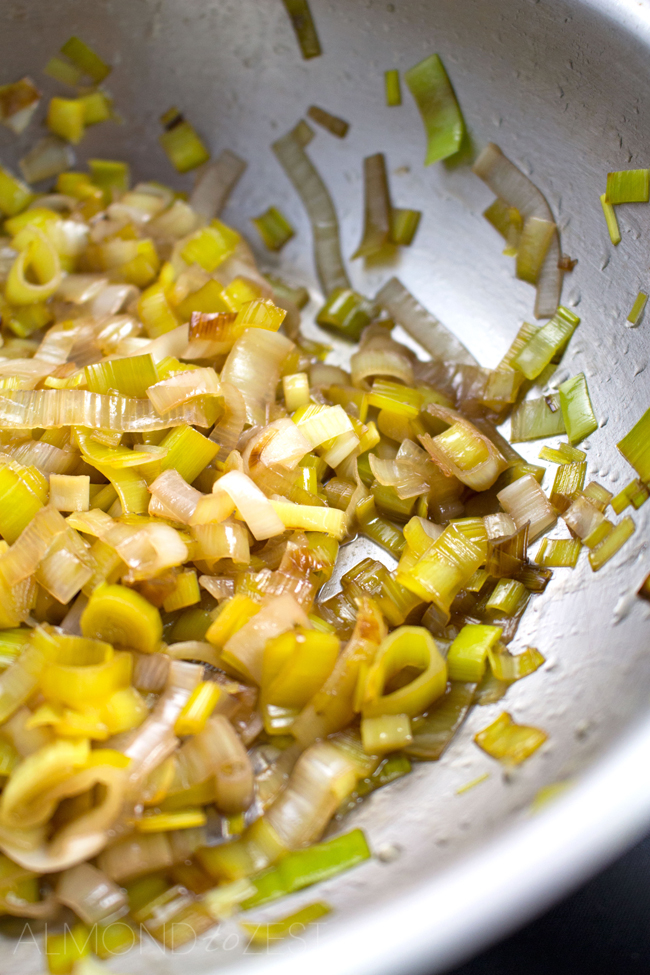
[{"x1": 3, "y1": 0, "x2": 650, "y2": 972}]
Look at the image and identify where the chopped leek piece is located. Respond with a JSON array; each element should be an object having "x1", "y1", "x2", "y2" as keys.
[
  {"x1": 361, "y1": 713, "x2": 412, "y2": 754},
  {"x1": 361, "y1": 625, "x2": 447, "y2": 718},
  {"x1": 599, "y1": 192, "x2": 621, "y2": 245},
  {"x1": 474, "y1": 711, "x2": 547, "y2": 765},
  {"x1": 407, "y1": 681, "x2": 476, "y2": 760},
  {"x1": 44, "y1": 56, "x2": 82, "y2": 87},
  {"x1": 538, "y1": 442, "x2": 586, "y2": 464},
  {"x1": 510, "y1": 394, "x2": 566, "y2": 442},
  {"x1": 605, "y1": 169, "x2": 650, "y2": 205},
  {"x1": 447, "y1": 624, "x2": 502, "y2": 682},
  {"x1": 512, "y1": 306, "x2": 580, "y2": 380},
  {"x1": 535, "y1": 537, "x2": 582, "y2": 567},
  {"x1": 81, "y1": 584, "x2": 162, "y2": 654},
  {"x1": 626, "y1": 291, "x2": 648, "y2": 327},
  {"x1": 516, "y1": 216, "x2": 556, "y2": 285},
  {"x1": 240, "y1": 829, "x2": 370, "y2": 909},
  {"x1": 588, "y1": 515, "x2": 635, "y2": 571},
  {"x1": 160, "y1": 114, "x2": 210, "y2": 173},
  {"x1": 485, "y1": 578, "x2": 528, "y2": 617},
  {"x1": 385, "y1": 69, "x2": 402, "y2": 107},
  {"x1": 497, "y1": 473, "x2": 556, "y2": 541},
  {"x1": 353, "y1": 153, "x2": 392, "y2": 259},
  {"x1": 241, "y1": 901, "x2": 331, "y2": 945},
  {"x1": 49, "y1": 474, "x2": 90, "y2": 513},
  {"x1": 89, "y1": 158, "x2": 130, "y2": 198},
  {"x1": 484, "y1": 199, "x2": 523, "y2": 251},
  {"x1": 487, "y1": 645, "x2": 545, "y2": 682},
  {"x1": 252, "y1": 206, "x2": 295, "y2": 251},
  {"x1": 390, "y1": 207, "x2": 421, "y2": 246},
  {"x1": 60, "y1": 36, "x2": 111, "y2": 83},
  {"x1": 307, "y1": 105, "x2": 349, "y2": 138},
  {"x1": 549, "y1": 460, "x2": 587, "y2": 513},
  {"x1": 79, "y1": 90, "x2": 112, "y2": 126},
  {"x1": 281, "y1": 0, "x2": 322, "y2": 59},
  {"x1": 283, "y1": 372, "x2": 310, "y2": 410},
  {"x1": 0, "y1": 166, "x2": 33, "y2": 216},
  {"x1": 337, "y1": 754, "x2": 411, "y2": 816},
  {"x1": 611, "y1": 478, "x2": 649, "y2": 514},
  {"x1": 46, "y1": 96, "x2": 85, "y2": 144},
  {"x1": 558, "y1": 373, "x2": 598, "y2": 444},
  {"x1": 272, "y1": 128, "x2": 350, "y2": 296},
  {"x1": 316, "y1": 288, "x2": 375, "y2": 341},
  {"x1": 617, "y1": 407, "x2": 650, "y2": 482},
  {"x1": 404, "y1": 53, "x2": 465, "y2": 165}
]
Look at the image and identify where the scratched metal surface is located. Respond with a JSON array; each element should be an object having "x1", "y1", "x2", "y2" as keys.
[{"x1": 3, "y1": 0, "x2": 650, "y2": 973}]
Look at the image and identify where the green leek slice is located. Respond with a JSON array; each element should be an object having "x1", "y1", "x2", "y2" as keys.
[
  {"x1": 599, "y1": 193, "x2": 621, "y2": 245},
  {"x1": 404, "y1": 54, "x2": 465, "y2": 165},
  {"x1": 385, "y1": 69, "x2": 402, "y2": 107},
  {"x1": 605, "y1": 169, "x2": 650, "y2": 205},
  {"x1": 558, "y1": 373, "x2": 597, "y2": 445},
  {"x1": 626, "y1": 291, "x2": 648, "y2": 327},
  {"x1": 474, "y1": 711, "x2": 547, "y2": 765},
  {"x1": 617, "y1": 407, "x2": 650, "y2": 482}
]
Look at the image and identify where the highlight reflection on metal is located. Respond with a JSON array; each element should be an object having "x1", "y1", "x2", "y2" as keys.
[{"x1": 3, "y1": 1, "x2": 650, "y2": 973}]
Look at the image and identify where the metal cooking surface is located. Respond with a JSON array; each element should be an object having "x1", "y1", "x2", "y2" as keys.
[{"x1": 3, "y1": 0, "x2": 650, "y2": 972}]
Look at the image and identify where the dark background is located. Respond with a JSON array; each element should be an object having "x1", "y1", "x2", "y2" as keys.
[{"x1": 444, "y1": 834, "x2": 650, "y2": 975}]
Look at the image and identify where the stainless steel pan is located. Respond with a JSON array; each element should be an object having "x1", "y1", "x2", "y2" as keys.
[{"x1": 4, "y1": 1, "x2": 650, "y2": 972}]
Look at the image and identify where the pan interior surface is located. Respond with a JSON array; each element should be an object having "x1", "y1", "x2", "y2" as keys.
[{"x1": 3, "y1": 0, "x2": 650, "y2": 972}]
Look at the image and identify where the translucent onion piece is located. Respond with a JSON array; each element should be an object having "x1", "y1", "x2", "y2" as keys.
[
  {"x1": 497, "y1": 473, "x2": 557, "y2": 541},
  {"x1": 472, "y1": 143, "x2": 562, "y2": 318},
  {"x1": 222, "y1": 593, "x2": 310, "y2": 684},
  {"x1": 221, "y1": 328, "x2": 294, "y2": 426},
  {"x1": 56, "y1": 862, "x2": 127, "y2": 925},
  {"x1": 190, "y1": 150, "x2": 247, "y2": 219},
  {"x1": 375, "y1": 277, "x2": 478, "y2": 365},
  {"x1": 272, "y1": 128, "x2": 350, "y2": 296},
  {"x1": 352, "y1": 153, "x2": 392, "y2": 259},
  {"x1": 56, "y1": 273, "x2": 108, "y2": 305},
  {"x1": 0, "y1": 389, "x2": 216, "y2": 431},
  {"x1": 420, "y1": 404, "x2": 507, "y2": 491}
]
